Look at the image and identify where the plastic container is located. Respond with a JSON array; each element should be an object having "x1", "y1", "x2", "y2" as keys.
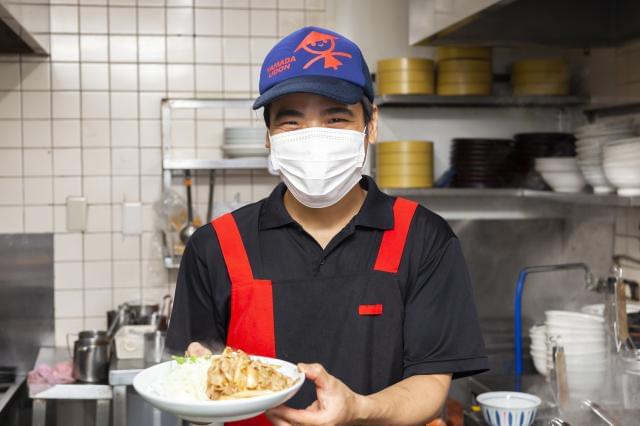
[{"x1": 114, "y1": 325, "x2": 157, "y2": 359}]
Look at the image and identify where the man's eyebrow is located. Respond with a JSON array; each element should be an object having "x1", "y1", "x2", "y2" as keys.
[
  {"x1": 322, "y1": 107, "x2": 354, "y2": 116},
  {"x1": 273, "y1": 108, "x2": 304, "y2": 121}
]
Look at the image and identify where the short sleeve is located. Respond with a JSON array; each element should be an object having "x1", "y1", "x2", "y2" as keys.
[
  {"x1": 403, "y1": 236, "x2": 488, "y2": 379},
  {"x1": 165, "y1": 232, "x2": 227, "y2": 354}
]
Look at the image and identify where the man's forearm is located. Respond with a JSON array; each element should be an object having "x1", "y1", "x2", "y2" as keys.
[{"x1": 355, "y1": 374, "x2": 452, "y2": 426}]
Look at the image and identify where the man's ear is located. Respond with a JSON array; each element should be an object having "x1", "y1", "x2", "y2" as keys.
[{"x1": 367, "y1": 104, "x2": 379, "y2": 145}]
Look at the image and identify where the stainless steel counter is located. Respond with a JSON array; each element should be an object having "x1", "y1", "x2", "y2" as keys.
[{"x1": 29, "y1": 347, "x2": 111, "y2": 426}]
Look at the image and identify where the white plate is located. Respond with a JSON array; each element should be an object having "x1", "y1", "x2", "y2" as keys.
[
  {"x1": 133, "y1": 356, "x2": 305, "y2": 423},
  {"x1": 222, "y1": 144, "x2": 269, "y2": 158}
]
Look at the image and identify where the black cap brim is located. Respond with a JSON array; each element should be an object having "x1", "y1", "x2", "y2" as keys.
[{"x1": 252, "y1": 75, "x2": 364, "y2": 110}]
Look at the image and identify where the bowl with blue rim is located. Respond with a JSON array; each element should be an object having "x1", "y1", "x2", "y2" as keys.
[{"x1": 477, "y1": 391, "x2": 541, "y2": 426}]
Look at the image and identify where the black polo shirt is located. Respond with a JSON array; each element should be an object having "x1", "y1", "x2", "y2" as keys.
[{"x1": 167, "y1": 175, "x2": 488, "y2": 379}]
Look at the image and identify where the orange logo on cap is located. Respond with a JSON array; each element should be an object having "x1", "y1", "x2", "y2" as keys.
[{"x1": 295, "y1": 31, "x2": 352, "y2": 70}]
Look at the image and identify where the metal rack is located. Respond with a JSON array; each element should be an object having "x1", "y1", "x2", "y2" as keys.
[
  {"x1": 375, "y1": 94, "x2": 588, "y2": 108},
  {"x1": 161, "y1": 98, "x2": 269, "y2": 269}
]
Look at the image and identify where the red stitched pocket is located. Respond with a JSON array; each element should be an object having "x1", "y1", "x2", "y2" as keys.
[{"x1": 358, "y1": 304, "x2": 383, "y2": 316}]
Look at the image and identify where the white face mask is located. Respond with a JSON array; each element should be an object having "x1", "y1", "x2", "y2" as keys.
[{"x1": 268, "y1": 126, "x2": 367, "y2": 209}]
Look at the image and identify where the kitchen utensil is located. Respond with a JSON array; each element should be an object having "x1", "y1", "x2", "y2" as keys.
[
  {"x1": 552, "y1": 344, "x2": 569, "y2": 407},
  {"x1": 548, "y1": 417, "x2": 571, "y2": 426},
  {"x1": 156, "y1": 294, "x2": 172, "y2": 332},
  {"x1": 476, "y1": 391, "x2": 540, "y2": 426},
  {"x1": 106, "y1": 303, "x2": 130, "y2": 337},
  {"x1": 580, "y1": 400, "x2": 617, "y2": 426},
  {"x1": 376, "y1": 141, "x2": 433, "y2": 189},
  {"x1": 72, "y1": 330, "x2": 111, "y2": 383},
  {"x1": 179, "y1": 169, "x2": 197, "y2": 244},
  {"x1": 144, "y1": 330, "x2": 167, "y2": 364},
  {"x1": 611, "y1": 255, "x2": 639, "y2": 352},
  {"x1": 376, "y1": 58, "x2": 435, "y2": 95},
  {"x1": 133, "y1": 355, "x2": 305, "y2": 423},
  {"x1": 206, "y1": 169, "x2": 215, "y2": 223}
]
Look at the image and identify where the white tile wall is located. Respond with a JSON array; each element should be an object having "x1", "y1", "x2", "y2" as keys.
[{"x1": 0, "y1": 0, "x2": 324, "y2": 346}]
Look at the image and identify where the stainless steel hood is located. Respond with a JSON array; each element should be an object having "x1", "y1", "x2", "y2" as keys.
[
  {"x1": 0, "y1": 3, "x2": 47, "y2": 55},
  {"x1": 416, "y1": 0, "x2": 640, "y2": 48}
]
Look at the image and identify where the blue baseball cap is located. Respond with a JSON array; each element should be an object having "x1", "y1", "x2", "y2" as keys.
[{"x1": 253, "y1": 26, "x2": 374, "y2": 110}]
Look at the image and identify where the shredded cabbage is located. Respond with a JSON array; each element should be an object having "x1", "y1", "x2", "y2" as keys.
[{"x1": 148, "y1": 357, "x2": 212, "y2": 401}]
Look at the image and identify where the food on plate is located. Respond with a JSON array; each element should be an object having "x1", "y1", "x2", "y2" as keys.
[
  {"x1": 148, "y1": 347, "x2": 295, "y2": 402},
  {"x1": 206, "y1": 347, "x2": 294, "y2": 400}
]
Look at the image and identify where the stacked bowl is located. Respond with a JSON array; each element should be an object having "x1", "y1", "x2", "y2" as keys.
[
  {"x1": 450, "y1": 138, "x2": 515, "y2": 188},
  {"x1": 529, "y1": 325, "x2": 548, "y2": 377},
  {"x1": 222, "y1": 127, "x2": 268, "y2": 158},
  {"x1": 603, "y1": 137, "x2": 640, "y2": 196},
  {"x1": 376, "y1": 58, "x2": 435, "y2": 96},
  {"x1": 544, "y1": 310, "x2": 607, "y2": 400},
  {"x1": 511, "y1": 59, "x2": 570, "y2": 96},
  {"x1": 435, "y1": 47, "x2": 492, "y2": 96},
  {"x1": 513, "y1": 133, "x2": 576, "y2": 190},
  {"x1": 534, "y1": 157, "x2": 585, "y2": 193},
  {"x1": 375, "y1": 141, "x2": 433, "y2": 188},
  {"x1": 575, "y1": 121, "x2": 635, "y2": 194}
]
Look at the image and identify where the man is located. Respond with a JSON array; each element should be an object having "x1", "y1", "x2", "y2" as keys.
[{"x1": 166, "y1": 26, "x2": 488, "y2": 425}]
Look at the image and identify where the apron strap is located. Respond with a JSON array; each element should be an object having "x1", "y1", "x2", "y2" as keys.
[
  {"x1": 211, "y1": 213, "x2": 255, "y2": 284},
  {"x1": 374, "y1": 197, "x2": 419, "y2": 273}
]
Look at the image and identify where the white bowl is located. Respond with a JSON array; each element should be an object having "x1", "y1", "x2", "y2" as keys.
[
  {"x1": 535, "y1": 157, "x2": 579, "y2": 172},
  {"x1": 581, "y1": 302, "x2": 640, "y2": 316},
  {"x1": 477, "y1": 392, "x2": 541, "y2": 426},
  {"x1": 538, "y1": 170, "x2": 586, "y2": 193},
  {"x1": 133, "y1": 356, "x2": 305, "y2": 423},
  {"x1": 545, "y1": 310, "x2": 605, "y2": 322},
  {"x1": 531, "y1": 356, "x2": 547, "y2": 376}
]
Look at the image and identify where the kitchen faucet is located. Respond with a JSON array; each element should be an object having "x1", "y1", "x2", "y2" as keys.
[{"x1": 513, "y1": 262, "x2": 594, "y2": 390}]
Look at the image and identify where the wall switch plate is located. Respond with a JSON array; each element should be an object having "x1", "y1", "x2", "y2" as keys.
[
  {"x1": 66, "y1": 196, "x2": 87, "y2": 232},
  {"x1": 122, "y1": 202, "x2": 143, "y2": 235}
]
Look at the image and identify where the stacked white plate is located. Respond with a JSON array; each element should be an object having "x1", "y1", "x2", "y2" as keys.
[
  {"x1": 575, "y1": 121, "x2": 635, "y2": 194},
  {"x1": 544, "y1": 310, "x2": 607, "y2": 399},
  {"x1": 222, "y1": 127, "x2": 268, "y2": 158},
  {"x1": 529, "y1": 325, "x2": 548, "y2": 377},
  {"x1": 603, "y1": 136, "x2": 640, "y2": 196},
  {"x1": 534, "y1": 157, "x2": 586, "y2": 193}
]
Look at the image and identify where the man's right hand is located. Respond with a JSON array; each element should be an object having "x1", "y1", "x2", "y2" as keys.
[{"x1": 186, "y1": 342, "x2": 212, "y2": 356}]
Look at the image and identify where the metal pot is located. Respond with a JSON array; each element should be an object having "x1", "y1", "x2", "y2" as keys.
[{"x1": 72, "y1": 330, "x2": 111, "y2": 383}]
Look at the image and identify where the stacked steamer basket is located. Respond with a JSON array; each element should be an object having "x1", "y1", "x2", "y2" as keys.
[
  {"x1": 375, "y1": 141, "x2": 433, "y2": 188},
  {"x1": 435, "y1": 47, "x2": 492, "y2": 96},
  {"x1": 575, "y1": 120, "x2": 635, "y2": 194},
  {"x1": 222, "y1": 127, "x2": 268, "y2": 158},
  {"x1": 544, "y1": 310, "x2": 607, "y2": 400},
  {"x1": 376, "y1": 58, "x2": 435, "y2": 95},
  {"x1": 512, "y1": 59, "x2": 570, "y2": 96}
]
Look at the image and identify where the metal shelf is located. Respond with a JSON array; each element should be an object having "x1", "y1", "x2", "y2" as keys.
[
  {"x1": 163, "y1": 157, "x2": 269, "y2": 171},
  {"x1": 375, "y1": 94, "x2": 587, "y2": 108},
  {"x1": 383, "y1": 187, "x2": 637, "y2": 207}
]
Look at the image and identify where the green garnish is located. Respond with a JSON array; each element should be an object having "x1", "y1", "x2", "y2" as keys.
[{"x1": 171, "y1": 355, "x2": 186, "y2": 364}]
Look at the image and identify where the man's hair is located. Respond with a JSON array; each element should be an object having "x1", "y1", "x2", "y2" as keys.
[{"x1": 263, "y1": 96, "x2": 373, "y2": 129}]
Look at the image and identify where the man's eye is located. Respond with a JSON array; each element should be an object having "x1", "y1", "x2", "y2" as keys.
[{"x1": 328, "y1": 118, "x2": 347, "y2": 124}]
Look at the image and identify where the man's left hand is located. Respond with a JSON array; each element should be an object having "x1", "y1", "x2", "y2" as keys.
[{"x1": 266, "y1": 363, "x2": 367, "y2": 426}]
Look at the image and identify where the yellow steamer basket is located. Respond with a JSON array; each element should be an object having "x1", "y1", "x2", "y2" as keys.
[
  {"x1": 437, "y1": 82, "x2": 491, "y2": 96},
  {"x1": 436, "y1": 46, "x2": 491, "y2": 62},
  {"x1": 376, "y1": 141, "x2": 433, "y2": 188},
  {"x1": 438, "y1": 59, "x2": 491, "y2": 74},
  {"x1": 377, "y1": 174, "x2": 433, "y2": 188},
  {"x1": 512, "y1": 59, "x2": 568, "y2": 74},
  {"x1": 512, "y1": 70, "x2": 570, "y2": 86},
  {"x1": 438, "y1": 70, "x2": 493, "y2": 84},
  {"x1": 377, "y1": 58, "x2": 434, "y2": 72},
  {"x1": 376, "y1": 58, "x2": 435, "y2": 95},
  {"x1": 513, "y1": 82, "x2": 569, "y2": 96}
]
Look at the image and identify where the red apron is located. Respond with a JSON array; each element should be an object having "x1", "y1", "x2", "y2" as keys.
[{"x1": 211, "y1": 197, "x2": 418, "y2": 425}]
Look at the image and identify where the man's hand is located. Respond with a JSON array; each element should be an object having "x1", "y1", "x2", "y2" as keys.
[
  {"x1": 266, "y1": 363, "x2": 367, "y2": 426},
  {"x1": 185, "y1": 342, "x2": 212, "y2": 356}
]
